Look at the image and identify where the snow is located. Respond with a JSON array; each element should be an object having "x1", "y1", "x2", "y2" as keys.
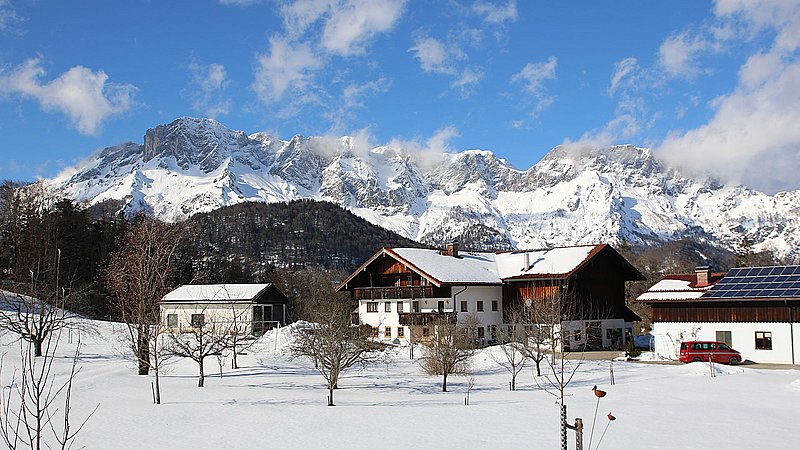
[
  {"x1": 162, "y1": 284, "x2": 273, "y2": 302},
  {"x1": 49, "y1": 119, "x2": 800, "y2": 261},
  {"x1": 494, "y1": 246, "x2": 596, "y2": 278},
  {"x1": 1, "y1": 318, "x2": 797, "y2": 449}
]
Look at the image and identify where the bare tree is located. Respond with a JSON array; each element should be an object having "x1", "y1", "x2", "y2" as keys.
[
  {"x1": 149, "y1": 315, "x2": 176, "y2": 404},
  {"x1": 289, "y1": 299, "x2": 381, "y2": 406},
  {"x1": 526, "y1": 286, "x2": 591, "y2": 450},
  {"x1": 420, "y1": 314, "x2": 478, "y2": 392},
  {"x1": 491, "y1": 310, "x2": 528, "y2": 391},
  {"x1": 105, "y1": 215, "x2": 185, "y2": 375},
  {"x1": 224, "y1": 299, "x2": 259, "y2": 370},
  {"x1": 166, "y1": 311, "x2": 232, "y2": 388},
  {"x1": 0, "y1": 330, "x2": 98, "y2": 450}
]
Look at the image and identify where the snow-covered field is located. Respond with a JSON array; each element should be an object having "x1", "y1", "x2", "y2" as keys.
[{"x1": 2, "y1": 320, "x2": 798, "y2": 450}]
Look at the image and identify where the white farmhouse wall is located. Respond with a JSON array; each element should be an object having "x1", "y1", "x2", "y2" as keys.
[
  {"x1": 160, "y1": 303, "x2": 251, "y2": 330},
  {"x1": 358, "y1": 285, "x2": 504, "y2": 344},
  {"x1": 651, "y1": 322, "x2": 800, "y2": 364}
]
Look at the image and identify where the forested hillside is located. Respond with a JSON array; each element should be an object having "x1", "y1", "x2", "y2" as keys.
[{"x1": 186, "y1": 199, "x2": 423, "y2": 272}]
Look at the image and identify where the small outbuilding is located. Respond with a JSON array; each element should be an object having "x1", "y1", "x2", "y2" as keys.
[
  {"x1": 160, "y1": 283, "x2": 288, "y2": 335},
  {"x1": 637, "y1": 266, "x2": 800, "y2": 364}
]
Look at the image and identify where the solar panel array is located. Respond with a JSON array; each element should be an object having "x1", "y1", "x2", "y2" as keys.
[{"x1": 702, "y1": 266, "x2": 800, "y2": 299}]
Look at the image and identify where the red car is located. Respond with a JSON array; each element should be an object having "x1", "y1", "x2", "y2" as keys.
[{"x1": 679, "y1": 341, "x2": 741, "y2": 364}]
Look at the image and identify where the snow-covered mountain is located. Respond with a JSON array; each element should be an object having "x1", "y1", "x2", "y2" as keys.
[{"x1": 52, "y1": 117, "x2": 800, "y2": 261}]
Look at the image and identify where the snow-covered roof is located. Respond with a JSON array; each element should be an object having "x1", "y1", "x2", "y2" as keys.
[
  {"x1": 635, "y1": 275, "x2": 718, "y2": 302},
  {"x1": 162, "y1": 284, "x2": 274, "y2": 303},
  {"x1": 339, "y1": 244, "x2": 610, "y2": 288},
  {"x1": 389, "y1": 248, "x2": 501, "y2": 285},
  {"x1": 493, "y1": 245, "x2": 598, "y2": 279}
]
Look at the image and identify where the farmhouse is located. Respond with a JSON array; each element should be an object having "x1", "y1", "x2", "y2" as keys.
[
  {"x1": 161, "y1": 283, "x2": 288, "y2": 334},
  {"x1": 337, "y1": 243, "x2": 644, "y2": 349},
  {"x1": 637, "y1": 265, "x2": 800, "y2": 364}
]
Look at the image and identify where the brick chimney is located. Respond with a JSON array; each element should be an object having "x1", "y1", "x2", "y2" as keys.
[
  {"x1": 695, "y1": 265, "x2": 710, "y2": 287},
  {"x1": 446, "y1": 241, "x2": 460, "y2": 258}
]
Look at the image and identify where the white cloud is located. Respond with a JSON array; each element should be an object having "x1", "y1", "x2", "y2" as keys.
[
  {"x1": 409, "y1": 35, "x2": 482, "y2": 93},
  {"x1": 0, "y1": 0, "x2": 21, "y2": 31},
  {"x1": 511, "y1": 56, "x2": 557, "y2": 114},
  {"x1": 658, "y1": 29, "x2": 721, "y2": 77},
  {"x1": 608, "y1": 57, "x2": 639, "y2": 96},
  {"x1": 280, "y1": 0, "x2": 405, "y2": 56},
  {"x1": 471, "y1": 0, "x2": 517, "y2": 24},
  {"x1": 342, "y1": 77, "x2": 390, "y2": 108},
  {"x1": 322, "y1": 0, "x2": 405, "y2": 55},
  {"x1": 186, "y1": 61, "x2": 231, "y2": 118},
  {"x1": 409, "y1": 36, "x2": 453, "y2": 74},
  {"x1": 219, "y1": 0, "x2": 262, "y2": 5},
  {"x1": 0, "y1": 58, "x2": 136, "y2": 135},
  {"x1": 252, "y1": 37, "x2": 321, "y2": 104},
  {"x1": 386, "y1": 125, "x2": 459, "y2": 170},
  {"x1": 656, "y1": 0, "x2": 800, "y2": 193}
]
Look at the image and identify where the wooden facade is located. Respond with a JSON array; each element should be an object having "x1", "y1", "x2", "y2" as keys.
[
  {"x1": 502, "y1": 246, "x2": 642, "y2": 323},
  {"x1": 652, "y1": 301, "x2": 800, "y2": 323}
]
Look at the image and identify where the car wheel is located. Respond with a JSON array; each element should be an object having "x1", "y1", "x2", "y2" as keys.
[
  {"x1": 692, "y1": 357, "x2": 701, "y2": 362},
  {"x1": 729, "y1": 357, "x2": 739, "y2": 365}
]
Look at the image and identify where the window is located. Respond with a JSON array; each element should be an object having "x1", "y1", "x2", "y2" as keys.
[
  {"x1": 412, "y1": 301, "x2": 420, "y2": 313},
  {"x1": 477, "y1": 301, "x2": 484, "y2": 312},
  {"x1": 491, "y1": 300, "x2": 498, "y2": 311},
  {"x1": 385, "y1": 302, "x2": 391, "y2": 313},
  {"x1": 573, "y1": 329, "x2": 582, "y2": 341},
  {"x1": 397, "y1": 327, "x2": 405, "y2": 338},
  {"x1": 384, "y1": 327, "x2": 392, "y2": 338},
  {"x1": 422, "y1": 327, "x2": 430, "y2": 338},
  {"x1": 460, "y1": 301, "x2": 468, "y2": 312},
  {"x1": 490, "y1": 325, "x2": 497, "y2": 341},
  {"x1": 190, "y1": 314, "x2": 204, "y2": 328},
  {"x1": 166, "y1": 314, "x2": 178, "y2": 328},
  {"x1": 477, "y1": 327, "x2": 485, "y2": 339},
  {"x1": 716, "y1": 331, "x2": 732, "y2": 347},
  {"x1": 438, "y1": 301, "x2": 445, "y2": 311},
  {"x1": 372, "y1": 326, "x2": 379, "y2": 338},
  {"x1": 396, "y1": 301, "x2": 404, "y2": 313},
  {"x1": 755, "y1": 331, "x2": 772, "y2": 350},
  {"x1": 367, "y1": 302, "x2": 378, "y2": 313}
]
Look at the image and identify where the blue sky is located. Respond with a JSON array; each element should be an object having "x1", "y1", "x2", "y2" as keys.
[{"x1": 1, "y1": 0, "x2": 799, "y2": 193}]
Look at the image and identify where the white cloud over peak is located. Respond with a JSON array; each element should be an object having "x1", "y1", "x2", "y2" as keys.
[
  {"x1": 186, "y1": 61, "x2": 231, "y2": 118},
  {"x1": 656, "y1": 0, "x2": 800, "y2": 193},
  {"x1": 471, "y1": 1, "x2": 517, "y2": 24},
  {"x1": 0, "y1": 58, "x2": 136, "y2": 135},
  {"x1": 252, "y1": 37, "x2": 320, "y2": 104}
]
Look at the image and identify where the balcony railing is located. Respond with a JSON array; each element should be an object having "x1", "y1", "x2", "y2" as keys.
[
  {"x1": 398, "y1": 312, "x2": 458, "y2": 326},
  {"x1": 353, "y1": 285, "x2": 440, "y2": 300}
]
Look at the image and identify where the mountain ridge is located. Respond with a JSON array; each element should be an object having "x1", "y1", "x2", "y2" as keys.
[{"x1": 51, "y1": 117, "x2": 800, "y2": 261}]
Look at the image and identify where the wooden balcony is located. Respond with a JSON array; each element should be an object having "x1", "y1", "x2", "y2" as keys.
[
  {"x1": 353, "y1": 285, "x2": 448, "y2": 300},
  {"x1": 398, "y1": 312, "x2": 458, "y2": 326}
]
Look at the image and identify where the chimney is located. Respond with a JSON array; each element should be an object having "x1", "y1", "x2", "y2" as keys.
[
  {"x1": 446, "y1": 241, "x2": 460, "y2": 258},
  {"x1": 695, "y1": 266, "x2": 710, "y2": 287},
  {"x1": 522, "y1": 252, "x2": 530, "y2": 271}
]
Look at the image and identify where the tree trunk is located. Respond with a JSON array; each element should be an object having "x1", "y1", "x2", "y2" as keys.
[
  {"x1": 138, "y1": 351, "x2": 150, "y2": 376},
  {"x1": 34, "y1": 338, "x2": 43, "y2": 357},
  {"x1": 560, "y1": 403, "x2": 568, "y2": 450},
  {"x1": 137, "y1": 330, "x2": 151, "y2": 375},
  {"x1": 232, "y1": 348, "x2": 239, "y2": 369},
  {"x1": 154, "y1": 369, "x2": 161, "y2": 404},
  {"x1": 328, "y1": 385, "x2": 335, "y2": 406},
  {"x1": 198, "y1": 358, "x2": 205, "y2": 387},
  {"x1": 442, "y1": 371, "x2": 448, "y2": 392},
  {"x1": 511, "y1": 373, "x2": 516, "y2": 391},
  {"x1": 535, "y1": 359, "x2": 542, "y2": 377}
]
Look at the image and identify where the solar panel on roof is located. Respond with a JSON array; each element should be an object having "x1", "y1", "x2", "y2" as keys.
[{"x1": 701, "y1": 266, "x2": 800, "y2": 299}]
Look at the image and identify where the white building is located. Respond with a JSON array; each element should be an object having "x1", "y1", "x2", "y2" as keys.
[
  {"x1": 337, "y1": 243, "x2": 643, "y2": 348},
  {"x1": 637, "y1": 266, "x2": 800, "y2": 364},
  {"x1": 160, "y1": 283, "x2": 288, "y2": 335}
]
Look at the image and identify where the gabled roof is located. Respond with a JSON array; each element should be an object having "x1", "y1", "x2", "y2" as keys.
[
  {"x1": 636, "y1": 274, "x2": 722, "y2": 302},
  {"x1": 337, "y1": 244, "x2": 640, "y2": 290},
  {"x1": 162, "y1": 284, "x2": 274, "y2": 303}
]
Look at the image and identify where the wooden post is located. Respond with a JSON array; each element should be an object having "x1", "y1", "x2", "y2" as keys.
[{"x1": 575, "y1": 418, "x2": 584, "y2": 450}]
